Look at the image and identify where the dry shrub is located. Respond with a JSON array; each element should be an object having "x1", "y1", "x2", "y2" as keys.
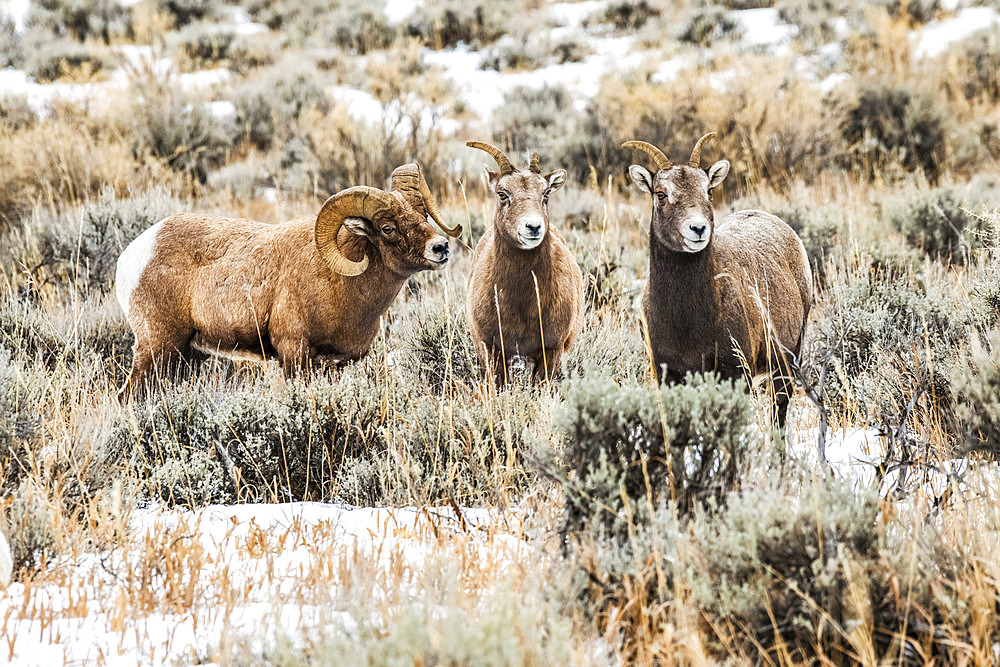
[
  {"x1": 0, "y1": 119, "x2": 183, "y2": 227},
  {"x1": 583, "y1": 57, "x2": 839, "y2": 191}
]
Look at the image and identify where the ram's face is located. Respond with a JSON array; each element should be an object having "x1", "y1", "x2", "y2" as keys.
[
  {"x1": 487, "y1": 168, "x2": 567, "y2": 250},
  {"x1": 628, "y1": 161, "x2": 730, "y2": 254},
  {"x1": 364, "y1": 197, "x2": 451, "y2": 274}
]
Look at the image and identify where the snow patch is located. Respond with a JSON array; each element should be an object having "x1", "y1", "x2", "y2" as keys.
[
  {"x1": 915, "y1": 6, "x2": 1000, "y2": 58},
  {"x1": 0, "y1": 0, "x2": 29, "y2": 33},
  {"x1": 734, "y1": 7, "x2": 798, "y2": 51},
  {"x1": 547, "y1": 0, "x2": 608, "y2": 27},
  {"x1": 384, "y1": 0, "x2": 424, "y2": 25}
]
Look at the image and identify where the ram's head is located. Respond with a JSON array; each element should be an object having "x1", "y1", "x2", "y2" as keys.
[{"x1": 315, "y1": 164, "x2": 462, "y2": 276}]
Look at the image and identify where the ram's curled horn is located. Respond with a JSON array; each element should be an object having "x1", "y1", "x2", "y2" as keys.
[
  {"x1": 688, "y1": 132, "x2": 716, "y2": 168},
  {"x1": 529, "y1": 151, "x2": 541, "y2": 174},
  {"x1": 417, "y1": 165, "x2": 461, "y2": 237},
  {"x1": 621, "y1": 140, "x2": 672, "y2": 171},
  {"x1": 466, "y1": 141, "x2": 514, "y2": 175},
  {"x1": 315, "y1": 186, "x2": 395, "y2": 277}
]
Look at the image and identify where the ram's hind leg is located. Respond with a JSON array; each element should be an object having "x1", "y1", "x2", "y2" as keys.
[{"x1": 119, "y1": 321, "x2": 193, "y2": 400}]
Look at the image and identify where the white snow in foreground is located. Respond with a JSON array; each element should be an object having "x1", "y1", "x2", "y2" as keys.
[
  {"x1": 915, "y1": 6, "x2": 1000, "y2": 58},
  {"x1": 0, "y1": 503, "x2": 523, "y2": 665},
  {"x1": 734, "y1": 8, "x2": 798, "y2": 52},
  {"x1": 0, "y1": 0, "x2": 29, "y2": 32}
]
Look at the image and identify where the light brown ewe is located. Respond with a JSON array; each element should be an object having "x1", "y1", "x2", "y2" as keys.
[
  {"x1": 115, "y1": 164, "x2": 460, "y2": 396},
  {"x1": 624, "y1": 134, "x2": 812, "y2": 426},
  {"x1": 465, "y1": 141, "x2": 584, "y2": 383}
]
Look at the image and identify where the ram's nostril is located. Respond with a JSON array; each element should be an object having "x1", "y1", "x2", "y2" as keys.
[
  {"x1": 690, "y1": 225, "x2": 707, "y2": 237},
  {"x1": 432, "y1": 242, "x2": 449, "y2": 255}
]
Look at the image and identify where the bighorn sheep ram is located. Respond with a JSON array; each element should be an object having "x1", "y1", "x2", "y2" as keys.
[
  {"x1": 624, "y1": 134, "x2": 812, "y2": 426},
  {"x1": 115, "y1": 164, "x2": 461, "y2": 396},
  {"x1": 465, "y1": 141, "x2": 584, "y2": 383}
]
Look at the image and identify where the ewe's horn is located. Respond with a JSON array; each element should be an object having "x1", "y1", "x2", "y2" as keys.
[
  {"x1": 466, "y1": 141, "x2": 514, "y2": 175},
  {"x1": 529, "y1": 151, "x2": 541, "y2": 174},
  {"x1": 688, "y1": 132, "x2": 716, "y2": 168},
  {"x1": 621, "y1": 140, "x2": 672, "y2": 171},
  {"x1": 315, "y1": 186, "x2": 395, "y2": 277}
]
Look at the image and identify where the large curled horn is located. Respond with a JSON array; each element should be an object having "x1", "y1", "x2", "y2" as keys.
[
  {"x1": 417, "y1": 165, "x2": 461, "y2": 237},
  {"x1": 529, "y1": 151, "x2": 540, "y2": 174},
  {"x1": 315, "y1": 186, "x2": 395, "y2": 276},
  {"x1": 466, "y1": 141, "x2": 514, "y2": 175},
  {"x1": 621, "y1": 140, "x2": 672, "y2": 171},
  {"x1": 688, "y1": 132, "x2": 716, "y2": 168}
]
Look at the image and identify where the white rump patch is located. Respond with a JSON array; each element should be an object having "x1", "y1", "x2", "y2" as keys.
[{"x1": 115, "y1": 220, "x2": 164, "y2": 320}]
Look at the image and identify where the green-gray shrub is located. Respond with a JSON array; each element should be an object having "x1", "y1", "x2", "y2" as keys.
[
  {"x1": 600, "y1": 0, "x2": 660, "y2": 31},
  {"x1": 952, "y1": 27, "x2": 1000, "y2": 102},
  {"x1": 26, "y1": 40, "x2": 115, "y2": 82},
  {"x1": 889, "y1": 186, "x2": 975, "y2": 263},
  {"x1": 556, "y1": 372, "x2": 759, "y2": 539},
  {"x1": 134, "y1": 100, "x2": 236, "y2": 183},
  {"x1": 31, "y1": 187, "x2": 183, "y2": 291},
  {"x1": 159, "y1": 0, "x2": 217, "y2": 28},
  {"x1": 679, "y1": 6, "x2": 743, "y2": 46},
  {"x1": 233, "y1": 68, "x2": 329, "y2": 150},
  {"x1": 406, "y1": 0, "x2": 513, "y2": 49},
  {"x1": 0, "y1": 94, "x2": 36, "y2": 130},
  {"x1": 29, "y1": 0, "x2": 133, "y2": 43},
  {"x1": 246, "y1": 0, "x2": 396, "y2": 52},
  {"x1": 1, "y1": 481, "x2": 57, "y2": 574},
  {"x1": 954, "y1": 329, "x2": 1000, "y2": 452},
  {"x1": 172, "y1": 23, "x2": 237, "y2": 67},
  {"x1": 808, "y1": 262, "x2": 963, "y2": 425}
]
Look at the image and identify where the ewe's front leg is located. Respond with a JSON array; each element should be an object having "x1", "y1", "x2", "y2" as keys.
[{"x1": 531, "y1": 347, "x2": 562, "y2": 382}]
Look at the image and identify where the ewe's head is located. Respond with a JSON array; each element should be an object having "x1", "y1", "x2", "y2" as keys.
[
  {"x1": 467, "y1": 141, "x2": 567, "y2": 250},
  {"x1": 624, "y1": 133, "x2": 730, "y2": 254},
  {"x1": 315, "y1": 164, "x2": 461, "y2": 277}
]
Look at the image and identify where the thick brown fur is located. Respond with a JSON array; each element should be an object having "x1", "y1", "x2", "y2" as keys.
[
  {"x1": 628, "y1": 150, "x2": 812, "y2": 427},
  {"x1": 118, "y1": 188, "x2": 450, "y2": 397},
  {"x1": 465, "y1": 162, "x2": 584, "y2": 383}
]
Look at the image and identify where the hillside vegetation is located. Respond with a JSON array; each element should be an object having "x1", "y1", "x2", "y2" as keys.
[{"x1": 3, "y1": 0, "x2": 1000, "y2": 663}]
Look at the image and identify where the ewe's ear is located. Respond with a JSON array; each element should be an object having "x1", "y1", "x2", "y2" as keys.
[
  {"x1": 545, "y1": 169, "x2": 567, "y2": 192},
  {"x1": 484, "y1": 166, "x2": 499, "y2": 189},
  {"x1": 343, "y1": 217, "x2": 374, "y2": 237},
  {"x1": 707, "y1": 160, "x2": 730, "y2": 189},
  {"x1": 628, "y1": 165, "x2": 653, "y2": 194}
]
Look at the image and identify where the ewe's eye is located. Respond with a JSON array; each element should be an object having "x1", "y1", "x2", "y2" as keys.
[
  {"x1": 498, "y1": 191, "x2": 510, "y2": 204},
  {"x1": 381, "y1": 225, "x2": 396, "y2": 235},
  {"x1": 655, "y1": 192, "x2": 667, "y2": 202}
]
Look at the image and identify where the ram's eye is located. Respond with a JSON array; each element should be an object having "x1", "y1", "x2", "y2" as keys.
[
  {"x1": 498, "y1": 191, "x2": 510, "y2": 203},
  {"x1": 707, "y1": 188, "x2": 714, "y2": 199},
  {"x1": 381, "y1": 225, "x2": 396, "y2": 235},
  {"x1": 655, "y1": 192, "x2": 667, "y2": 202},
  {"x1": 542, "y1": 193, "x2": 549, "y2": 205}
]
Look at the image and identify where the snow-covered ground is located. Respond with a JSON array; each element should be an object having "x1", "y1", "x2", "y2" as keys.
[
  {"x1": 0, "y1": 503, "x2": 527, "y2": 665},
  {"x1": 915, "y1": 6, "x2": 1000, "y2": 58}
]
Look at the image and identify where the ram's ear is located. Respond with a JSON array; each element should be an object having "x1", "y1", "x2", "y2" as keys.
[
  {"x1": 545, "y1": 169, "x2": 567, "y2": 192},
  {"x1": 707, "y1": 160, "x2": 730, "y2": 189},
  {"x1": 342, "y1": 217, "x2": 374, "y2": 237},
  {"x1": 628, "y1": 165, "x2": 653, "y2": 194}
]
